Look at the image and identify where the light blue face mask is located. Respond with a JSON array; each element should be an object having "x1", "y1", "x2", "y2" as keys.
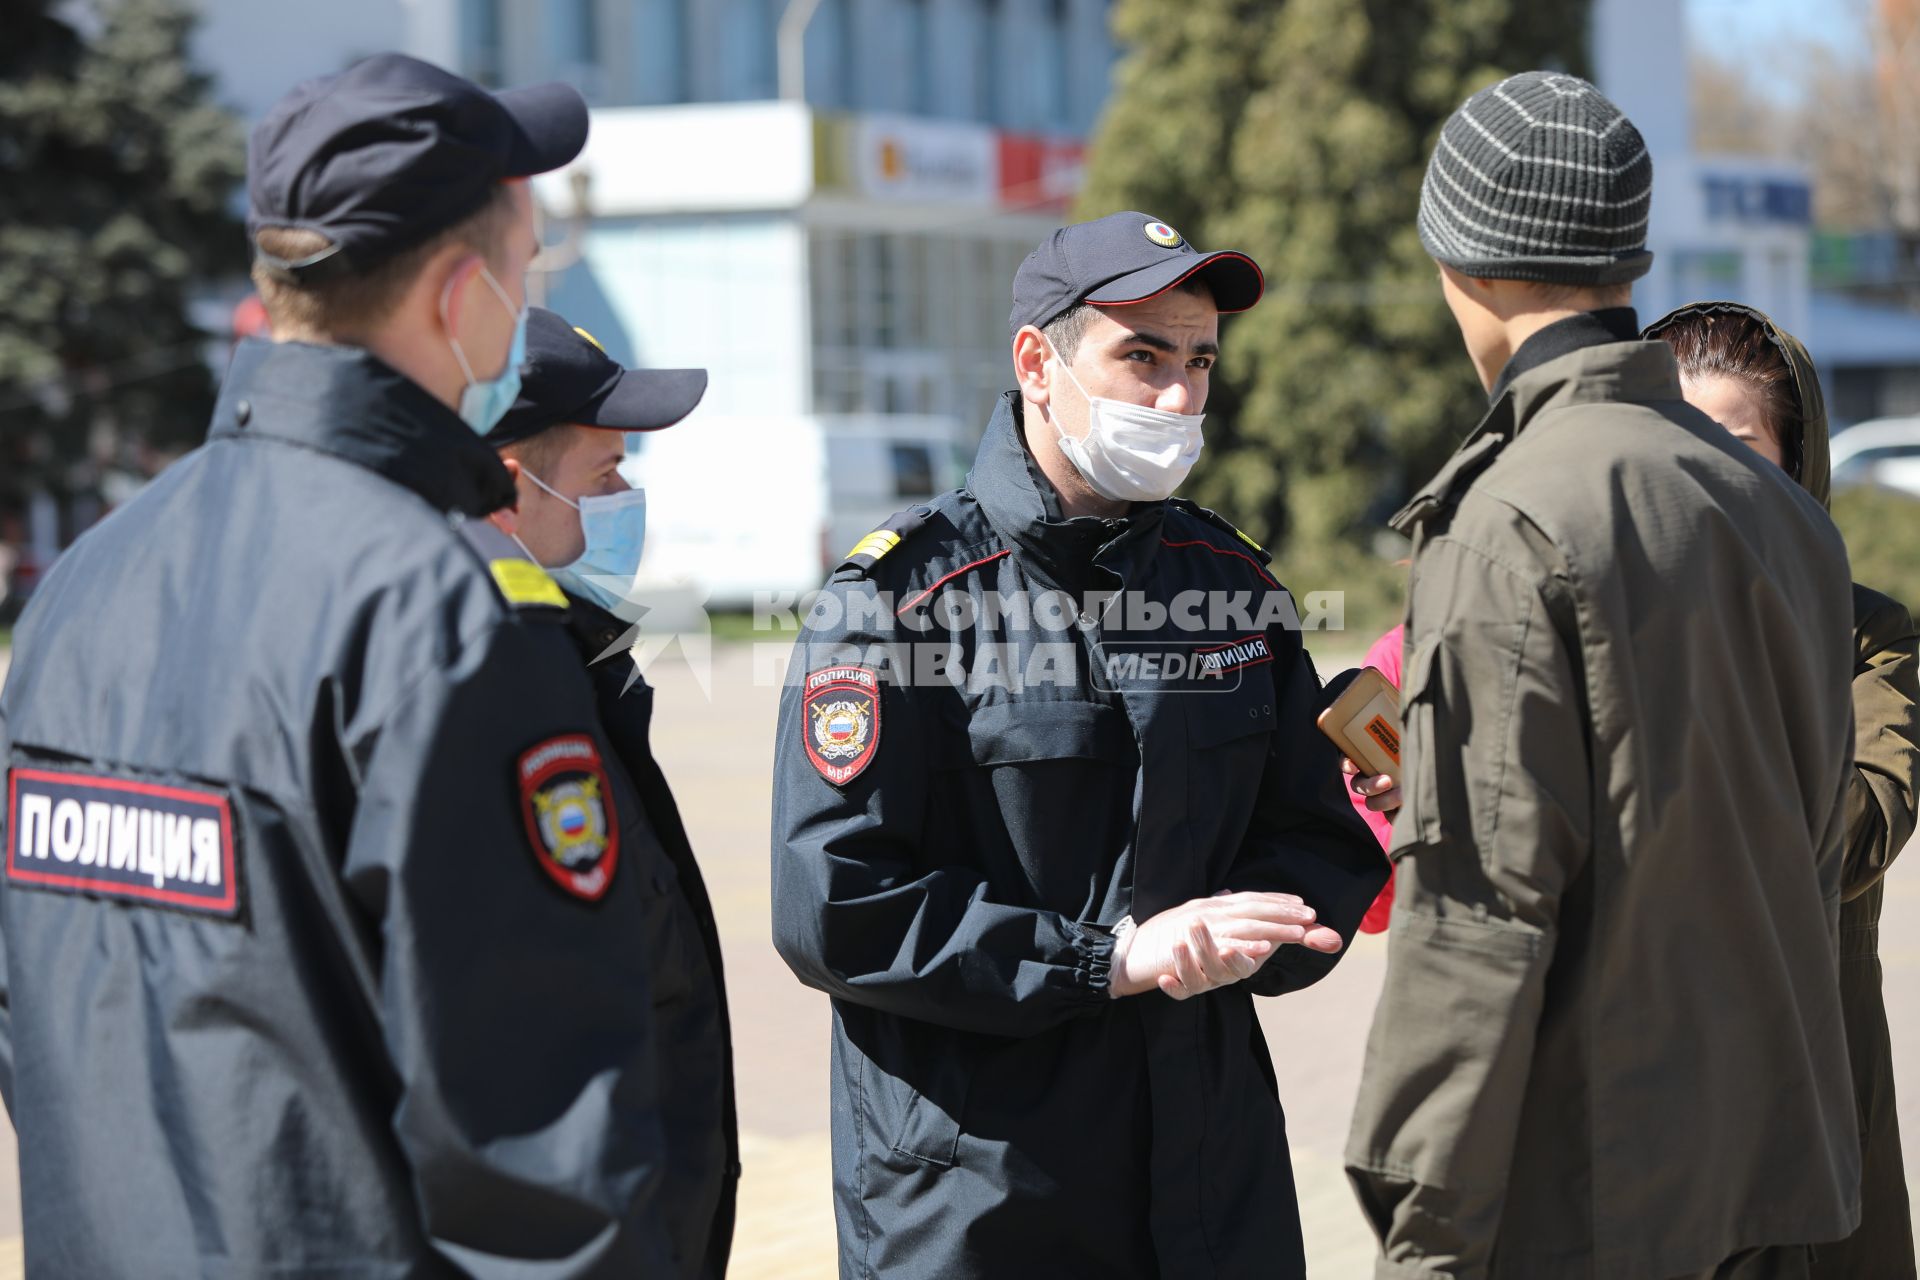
[
  {"x1": 442, "y1": 265, "x2": 527, "y2": 435},
  {"x1": 523, "y1": 469, "x2": 649, "y2": 620}
]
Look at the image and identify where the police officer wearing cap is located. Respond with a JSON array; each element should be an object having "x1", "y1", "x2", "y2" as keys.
[
  {"x1": 0, "y1": 55, "x2": 689, "y2": 1276},
  {"x1": 481, "y1": 307, "x2": 736, "y2": 1278},
  {"x1": 770, "y1": 212, "x2": 1385, "y2": 1278}
]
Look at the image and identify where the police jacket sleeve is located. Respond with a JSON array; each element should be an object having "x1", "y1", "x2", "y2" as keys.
[
  {"x1": 1342, "y1": 540, "x2": 1590, "y2": 1280},
  {"x1": 1841, "y1": 589, "x2": 1919, "y2": 901},
  {"x1": 1230, "y1": 618, "x2": 1390, "y2": 997},
  {"x1": 344, "y1": 615, "x2": 678, "y2": 1279},
  {"x1": 770, "y1": 634, "x2": 1115, "y2": 1040}
]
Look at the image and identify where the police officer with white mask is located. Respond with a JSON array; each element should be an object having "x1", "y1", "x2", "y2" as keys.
[{"x1": 770, "y1": 211, "x2": 1386, "y2": 1279}]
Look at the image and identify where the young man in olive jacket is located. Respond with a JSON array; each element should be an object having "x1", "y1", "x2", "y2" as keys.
[
  {"x1": 1646, "y1": 299, "x2": 1920, "y2": 1279},
  {"x1": 1345, "y1": 73, "x2": 1860, "y2": 1279}
]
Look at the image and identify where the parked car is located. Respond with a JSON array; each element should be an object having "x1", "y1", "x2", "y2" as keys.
[{"x1": 1832, "y1": 416, "x2": 1920, "y2": 500}]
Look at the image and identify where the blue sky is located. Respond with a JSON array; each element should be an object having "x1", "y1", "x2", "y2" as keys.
[
  {"x1": 1683, "y1": 0, "x2": 1870, "y2": 106},
  {"x1": 1687, "y1": 0, "x2": 1868, "y2": 65}
]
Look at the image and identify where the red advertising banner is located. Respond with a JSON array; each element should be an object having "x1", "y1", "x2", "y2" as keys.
[{"x1": 997, "y1": 134, "x2": 1086, "y2": 213}]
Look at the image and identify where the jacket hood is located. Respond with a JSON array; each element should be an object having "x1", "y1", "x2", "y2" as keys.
[{"x1": 1644, "y1": 301, "x2": 1831, "y2": 508}]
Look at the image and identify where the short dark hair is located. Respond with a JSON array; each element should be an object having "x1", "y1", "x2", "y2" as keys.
[
  {"x1": 1040, "y1": 275, "x2": 1216, "y2": 363},
  {"x1": 1653, "y1": 310, "x2": 1804, "y2": 482},
  {"x1": 499, "y1": 421, "x2": 584, "y2": 479},
  {"x1": 1520, "y1": 280, "x2": 1633, "y2": 310},
  {"x1": 251, "y1": 185, "x2": 517, "y2": 337}
]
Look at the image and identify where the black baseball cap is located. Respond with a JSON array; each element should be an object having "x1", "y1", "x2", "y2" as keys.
[
  {"x1": 487, "y1": 308, "x2": 708, "y2": 446},
  {"x1": 247, "y1": 53, "x2": 589, "y2": 280},
  {"x1": 1009, "y1": 211, "x2": 1265, "y2": 335}
]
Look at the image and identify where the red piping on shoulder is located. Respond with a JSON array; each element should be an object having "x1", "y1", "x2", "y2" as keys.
[
  {"x1": 1158, "y1": 538, "x2": 1278, "y2": 589},
  {"x1": 894, "y1": 549, "x2": 1014, "y2": 616}
]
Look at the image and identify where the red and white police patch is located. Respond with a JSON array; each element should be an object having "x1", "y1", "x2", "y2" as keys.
[
  {"x1": 802, "y1": 666, "x2": 882, "y2": 786},
  {"x1": 5, "y1": 767, "x2": 240, "y2": 919},
  {"x1": 518, "y1": 734, "x2": 619, "y2": 902}
]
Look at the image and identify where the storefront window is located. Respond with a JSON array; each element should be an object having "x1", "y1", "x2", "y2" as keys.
[{"x1": 809, "y1": 228, "x2": 1031, "y2": 423}]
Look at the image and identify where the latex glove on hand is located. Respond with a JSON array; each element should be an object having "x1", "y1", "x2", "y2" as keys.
[{"x1": 1109, "y1": 891, "x2": 1344, "y2": 1000}]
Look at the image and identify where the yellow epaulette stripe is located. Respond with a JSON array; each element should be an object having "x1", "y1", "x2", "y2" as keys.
[
  {"x1": 1233, "y1": 528, "x2": 1266, "y2": 555},
  {"x1": 489, "y1": 559, "x2": 568, "y2": 609},
  {"x1": 845, "y1": 530, "x2": 903, "y2": 562}
]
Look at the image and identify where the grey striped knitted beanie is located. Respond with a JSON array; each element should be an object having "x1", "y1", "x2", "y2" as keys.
[{"x1": 1419, "y1": 71, "x2": 1653, "y2": 286}]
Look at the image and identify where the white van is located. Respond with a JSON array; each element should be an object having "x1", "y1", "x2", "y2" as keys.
[{"x1": 621, "y1": 413, "x2": 971, "y2": 612}]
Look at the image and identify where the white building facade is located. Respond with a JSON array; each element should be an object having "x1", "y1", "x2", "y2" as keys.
[
  {"x1": 184, "y1": 0, "x2": 1115, "y2": 596},
  {"x1": 1595, "y1": 0, "x2": 1920, "y2": 425}
]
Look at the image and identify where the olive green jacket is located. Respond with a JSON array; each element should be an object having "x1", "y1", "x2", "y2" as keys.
[
  {"x1": 1775, "y1": 305, "x2": 1919, "y2": 1278},
  {"x1": 1829, "y1": 588, "x2": 1920, "y2": 1276},
  {"x1": 1345, "y1": 339, "x2": 1861, "y2": 1278},
  {"x1": 1645, "y1": 299, "x2": 1919, "y2": 1277},
  {"x1": 1842, "y1": 586, "x2": 1919, "y2": 913}
]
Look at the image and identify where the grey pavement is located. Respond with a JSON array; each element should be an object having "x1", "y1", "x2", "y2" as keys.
[{"x1": 0, "y1": 638, "x2": 1912, "y2": 1276}]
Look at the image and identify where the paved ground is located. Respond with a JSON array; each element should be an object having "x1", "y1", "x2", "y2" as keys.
[{"x1": 0, "y1": 638, "x2": 1915, "y2": 1276}]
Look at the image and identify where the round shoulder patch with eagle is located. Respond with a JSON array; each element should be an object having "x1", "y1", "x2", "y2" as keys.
[{"x1": 518, "y1": 733, "x2": 620, "y2": 901}]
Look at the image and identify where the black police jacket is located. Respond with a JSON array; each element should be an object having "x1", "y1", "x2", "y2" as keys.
[
  {"x1": 561, "y1": 592, "x2": 738, "y2": 1279},
  {"x1": 0, "y1": 340, "x2": 691, "y2": 1278},
  {"x1": 770, "y1": 392, "x2": 1386, "y2": 1280}
]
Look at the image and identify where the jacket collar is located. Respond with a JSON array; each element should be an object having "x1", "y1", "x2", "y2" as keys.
[
  {"x1": 1487, "y1": 307, "x2": 1641, "y2": 403},
  {"x1": 209, "y1": 339, "x2": 516, "y2": 517},
  {"x1": 563, "y1": 589, "x2": 633, "y2": 661},
  {"x1": 1392, "y1": 337, "x2": 1684, "y2": 536},
  {"x1": 967, "y1": 391, "x2": 1165, "y2": 593}
]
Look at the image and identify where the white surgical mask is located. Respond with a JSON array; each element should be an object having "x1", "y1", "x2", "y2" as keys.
[
  {"x1": 1050, "y1": 355, "x2": 1205, "y2": 503},
  {"x1": 522, "y1": 468, "x2": 649, "y2": 620}
]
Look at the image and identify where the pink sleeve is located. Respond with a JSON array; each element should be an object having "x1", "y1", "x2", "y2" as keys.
[
  {"x1": 1351, "y1": 626, "x2": 1404, "y2": 933},
  {"x1": 1363, "y1": 623, "x2": 1405, "y2": 687}
]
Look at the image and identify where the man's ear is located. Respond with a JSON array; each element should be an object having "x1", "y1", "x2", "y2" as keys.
[
  {"x1": 435, "y1": 251, "x2": 485, "y2": 342},
  {"x1": 1012, "y1": 325, "x2": 1052, "y2": 411},
  {"x1": 1464, "y1": 272, "x2": 1511, "y2": 316},
  {"x1": 490, "y1": 455, "x2": 523, "y2": 534}
]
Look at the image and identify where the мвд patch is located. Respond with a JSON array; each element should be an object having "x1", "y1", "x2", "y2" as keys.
[
  {"x1": 518, "y1": 733, "x2": 620, "y2": 902},
  {"x1": 6, "y1": 767, "x2": 239, "y2": 918},
  {"x1": 802, "y1": 666, "x2": 882, "y2": 786}
]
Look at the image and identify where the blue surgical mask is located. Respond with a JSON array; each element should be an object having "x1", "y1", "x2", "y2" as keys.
[
  {"x1": 523, "y1": 468, "x2": 649, "y2": 620},
  {"x1": 442, "y1": 266, "x2": 527, "y2": 435}
]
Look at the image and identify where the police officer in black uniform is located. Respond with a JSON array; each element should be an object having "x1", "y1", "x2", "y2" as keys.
[
  {"x1": 480, "y1": 307, "x2": 737, "y2": 1278},
  {"x1": 0, "y1": 54, "x2": 689, "y2": 1276},
  {"x1": 770, "y1": 212, "x2": 1387, "y2": 1279}
]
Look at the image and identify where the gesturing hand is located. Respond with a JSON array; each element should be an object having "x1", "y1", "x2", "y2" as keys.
[{"x1": 1109, "y1": 891, "x2": 1344, "y2": 1000}]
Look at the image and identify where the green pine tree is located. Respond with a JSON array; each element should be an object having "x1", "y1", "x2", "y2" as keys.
[
  {"x1": 0, "y1": 0, "x2": 245, "y2": 511},
  {"x1": 1081, "y1": 0, "x2": 1590, "y2": 625}
]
